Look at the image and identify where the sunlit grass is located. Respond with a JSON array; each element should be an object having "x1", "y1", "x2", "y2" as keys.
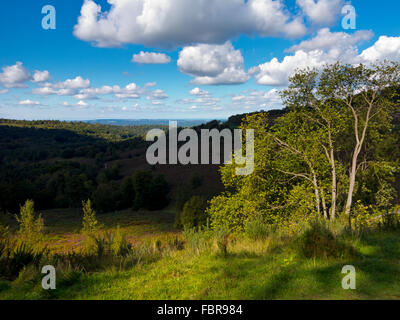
[{"x1": 1, "y1": 222, "x2": 400, "y2": 300}]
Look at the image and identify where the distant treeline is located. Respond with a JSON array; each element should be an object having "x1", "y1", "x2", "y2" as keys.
[
  {"x1": 0, "y1": 119, "x2": 168, "y2": 142},
  {"x1": 0, "y1": 110, "x2": 291, "y2": 215},
  {"x1": 0, "y1": 121, "x2": 170, "y2": 214}
]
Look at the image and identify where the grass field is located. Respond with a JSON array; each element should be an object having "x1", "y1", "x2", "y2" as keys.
[
  {"x1": 3, "y1": 208, "x2": 179, "y2": 254},
  {"x1": 1, "y1": 209, "x2": 400, "y2": 300}
]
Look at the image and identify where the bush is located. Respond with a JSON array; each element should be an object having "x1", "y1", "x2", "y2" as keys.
[
  {"x1": 84, "y1": 231, "x2": 113, "y2": 257},
  {"x1": 180, "y1": 196, "x2": 208, "y2": 229},
  {"x1": 296, "y1": 219, "x2": 357, "y2": 259},
  {"x1": 244, "y1": 216, "x2": 271, "y2": 240},
  {"x1": 206, "y1": 193, "x2": 248, "y2": 233},
  {"x1": 112, "y1": 226, "x2": 131, "y2": 256},
  {"x1": 15, "y1": 200, "x2": 44, "y2": 244},
  {"x1": 0, "y1": 222, "x2": 9, "y2": 240},
  {"x1": 81, "y1": 199, "x2": 101, "y2": 234},
  {"x1": 214, "y1": 226, "x2": 230, "y2": 257},
  {"x1": 182, "y1": 226, "x2": 213, "y2": 255},
  {"x1": 0, "y1": 243, "x2": 43, "y2": 280}
]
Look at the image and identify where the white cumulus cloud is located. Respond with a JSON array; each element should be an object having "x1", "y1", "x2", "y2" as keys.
[
  {"x1": 231, "y1": 89, "x2": 282, "y2": 110},
  {"x1": 73, "y1": 0, "x2": 306, "y2": 48},
  {"x1": 360, "y1": 36, "x2": 400, "y2": 62},
  {"x1": 18, "y1": 99, "x2": 40, "y2": 106},
  {"x1": 297, "y1": 0, "x2": 344, "y2": 25},
  {"x1": 32, "y1": 70, "x2": 51, "y2": 83},
  {"x1": 0, "y1": 62, "x2": 31, "y2": 88},
  {"x1": 190, "y1": 87, "x2": 209, "y2": 96},
  {"x1": 132, "y1": 51, "x2": 171, "y2": 64},
  {"x1": 178, "y1": 42, "x2": 249, "y2": 85},
  {"x1": 250, "y1": 29, "x2": 376, "y2": 86}
]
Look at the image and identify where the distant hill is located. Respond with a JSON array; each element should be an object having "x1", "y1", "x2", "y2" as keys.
[
  {"x1": 0, "y1": 109, "x2": 287, "y2": 214},
  {"x1": 84, "y1": 119, "x2": 223, "y2": 127}
]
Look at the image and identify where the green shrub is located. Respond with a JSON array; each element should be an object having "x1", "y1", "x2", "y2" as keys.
[
  {"x1": 206, "y1": 193, "x2": 248, "y2": 233},
  {"x1": 379, "y1": 206, "x2": 400, "y2": 231},
  {"x1": 296, "y1": 219, "x2": 357, "y2": 259},
  {"x1": 15, "y1": 200, "x2": 44, "y2": 244},
  {"x1": 180, "y1": 196, "x2": 208, "y2": 229},
  {"x1": 0, "y1": 220, "x2": 9, "y2": 240},
  {"x1": 214, "y1": 226, "x2": 230, "y2": 256},
  {"x1": 112, "y1": 226, "x2": 130, "y2": 256},
  {"x1": 85, "y1": 231, "x2": 114, "y2": 257},
  {"x1": 13, "y1": 264, "x2": 39, "y2": 285},
  {"x1": 122, "y1": 243, "x2": 161, "y2": 268},
  {"x1": 244, "y1": 216, "x2": 271, "y2": 240},
  {"x1": 0, "y1": 243, "x2": 43, "y2": 280},
  {"x1": 57, "y1": 265, "x2": 83, "y2": 287},
  {"x1": 167, "y1": 236, "x2": 184, "y2": 251},
  {"x1": 182, "y1": 226, "x2": 213, "y2": 255},
  {"x1": 81, "y1": 199, "x2": 102, "y2": 234}
]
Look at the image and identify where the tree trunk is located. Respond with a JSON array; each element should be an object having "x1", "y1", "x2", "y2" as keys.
[
  {"x1": 345, "y1": 147, "x2": 359, "y2": 216},
  {"x1": 345, "y1": 104, "x2": 372, "y2": 216},
  {"x1": 312, "y1": 171, "x2": 321, "y2": 215},
  {"x1": 329, "y1": 145, "x2": 337, "y2": 220},
  {"x1": 321, "y1": 189, "x2": 328, "y2": 219},
  {"x1": 330, "y1": 152, "x2": 337, "y2": 220}
]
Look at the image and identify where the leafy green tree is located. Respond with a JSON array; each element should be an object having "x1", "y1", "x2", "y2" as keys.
[
  {"x1": 208, "y1": 61, "x2": 400, "y2": 231},
  {"x1": 15, "y1": 200, "x2": 44, "y2": 243},
  {"x1": 282, "y1": 61, "x2": 400, "y2": 217},
  {"x1": 120, "y1": 176, "x2": 135, "y2": 209},
  {"x1": 92, "y1": 182, "x2": 121, "y2": 213},
  {"x1": 81, "y1": 199, "x2": 101, "y2": 234},
  {"x1": 132, "y1": 170, "x2": 169, "y2": 211},
  {"x1": 180, "y1": 196, "x2": 208, "y2": 228}
]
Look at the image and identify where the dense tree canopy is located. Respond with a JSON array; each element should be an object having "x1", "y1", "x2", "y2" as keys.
[{"x1": 208, "y1": 62, "x2": 400, "y2": 231}]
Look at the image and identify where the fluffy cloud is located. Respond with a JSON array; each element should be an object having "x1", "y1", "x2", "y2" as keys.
[
  {"x1": 177, "y1": 89, "x2": 220, "y2": 109},
  {"x1": 132, "y1": 51, "x2": 171, "y2": 64},
  {"x1": 297, "y1": 0, "x2": 343, "y2": 25},
  {"x1": 360, "y1": 36, "x2": 400, "y2": 62},
  {"x1": 231, "y1": 89, "x2": 282, "y2": 109},
  {"x1": 178, "y1": 42, "x2": 249, "y2": 85},
  {"x1": 114, "y1": 83, "x2": 142, "y2": 99},
  {"x1": 18, "y1": 99, "x2": 40, "y2": 106},
  {"x1": 73, "y1": 0, "x2": 306, "y2": 48},
  {"x1": 250, "y1": 29, "x2": 376, "y2": 86},
  {"x1": 144, "y1": 82, "x2": 157, "y2": 87},
  {"x1": 32, "y1": 75, "x2": 166, "y2": 103},
  {"x1": 73, "y1": 85, "x2": 119, "y2": 99},
  {"x1": 33, "y1": 76, "x2": 91, "y2": 96},
  {"x1": 190, "y1": 87, "x2": 209, "y2": 96},
  {"x1": 146, "y1": 89, "x2": 168, "y2": 100},
  {"x1": 77, "y1": 100, "x2": 88, "y2": 107},
  {"x1": 250, "y1": 50, "x2": 326, "y2": 86},
  {"x1": 32, "y1": 70, "x2": 51, "y2": 83},
  {"x1": 0, "y1": 62, "x2": 31, "y2": 88},
  {"x1": 288, "y1": 29, "x2": 373, "y2": 53},
  {"x1": 53, "y1": 76, "x2": 90, "y2": 90}
]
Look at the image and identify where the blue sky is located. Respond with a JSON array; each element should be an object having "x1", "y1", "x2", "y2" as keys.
[{"x1": 1, "y1": 0, "x2": 400, "y2": 120}]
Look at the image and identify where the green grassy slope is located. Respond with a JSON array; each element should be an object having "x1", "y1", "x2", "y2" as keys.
[{"x1": 1, "y1": 227, "x2": 399, "y2": 300}]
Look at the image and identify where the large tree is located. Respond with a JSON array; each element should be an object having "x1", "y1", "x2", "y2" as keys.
[{"x1": 208, "y1": 61, "x2": 400, "y2": 231}]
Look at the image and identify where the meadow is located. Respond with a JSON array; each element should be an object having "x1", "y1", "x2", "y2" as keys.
[{"x1": 1, "y1": 208, "x2": 400, "y2": 300}]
